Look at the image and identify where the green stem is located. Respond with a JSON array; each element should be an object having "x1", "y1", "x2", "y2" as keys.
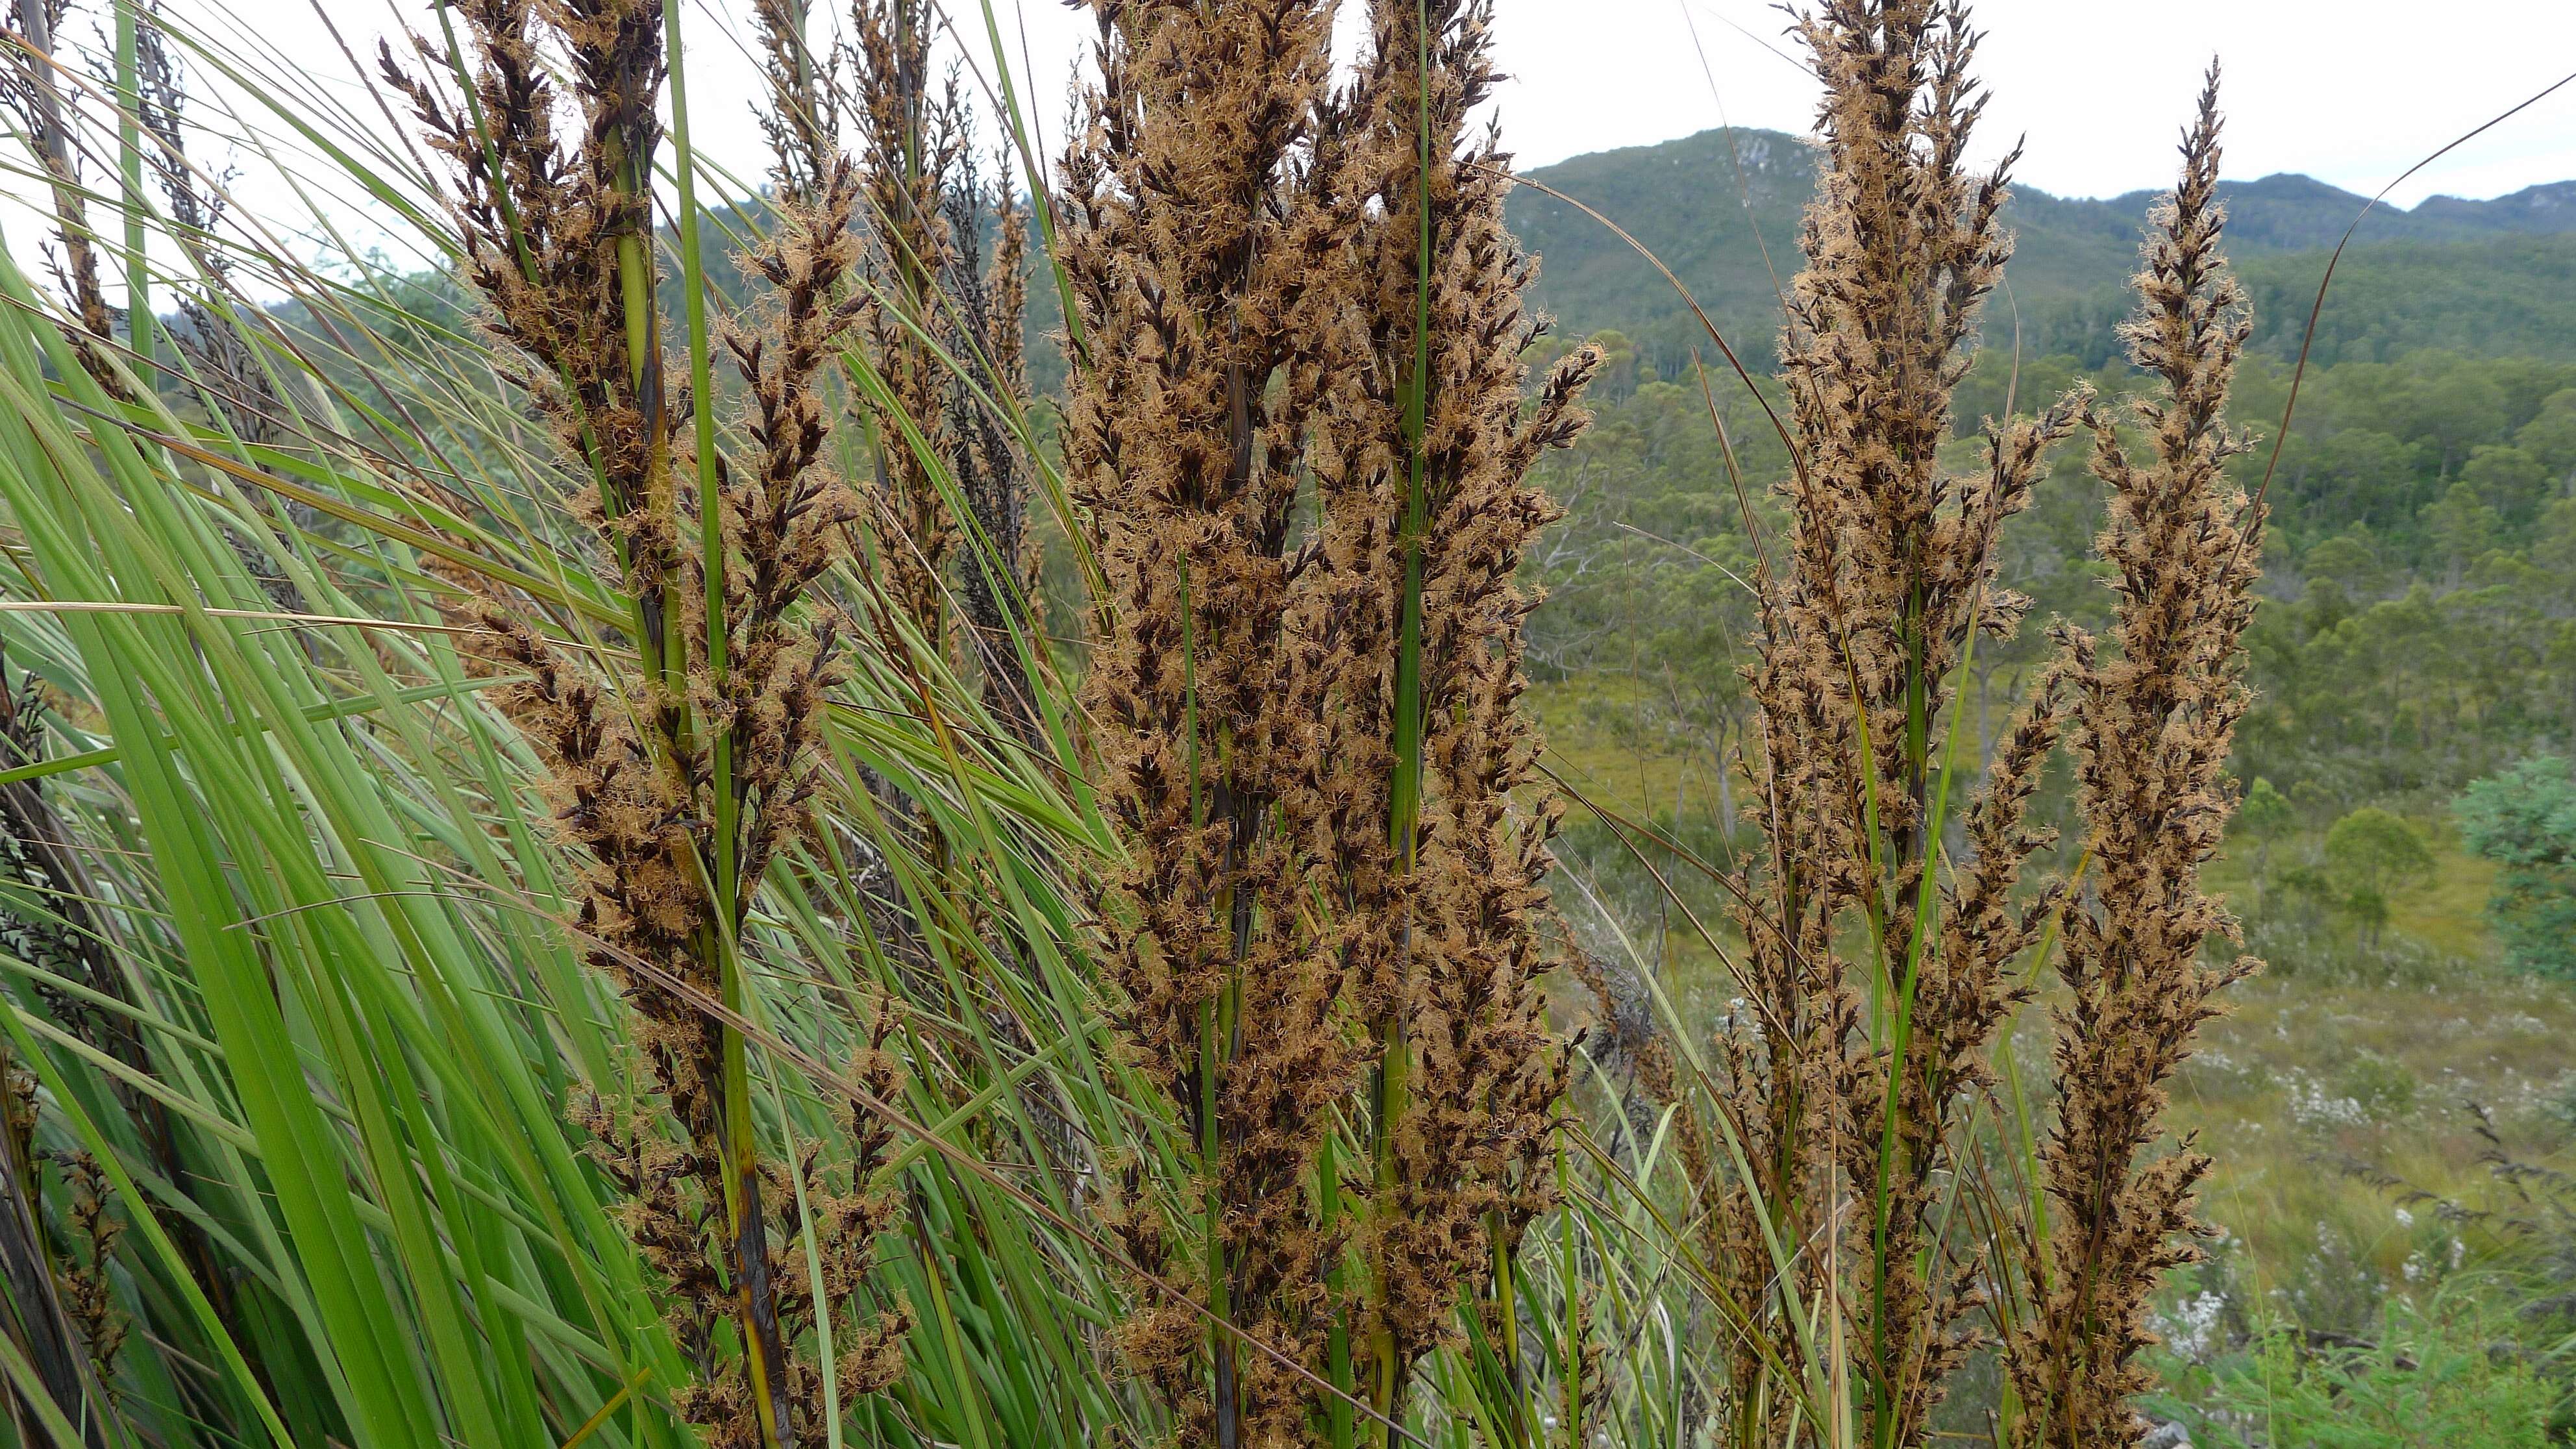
[
  {"x1": 663, "y1": 12, "x2": 784, "y2": 1446},
  {"x1": 1488, "y1": 1219, "x2": 1526, "y2": 1445},
  {"x1": 1371, "y1": 7, "x2": 1438, "y2": 1441},
  {"x1": 1558, "y1": 1137, "x2": 1580, "y2": 1449},
  {"x1": 1868, "y1": 595, "x2": 1976, "y2": 1449},
  {"x1": 1176, "y1": 553, "x2": 1241, "y2": 1446},
  {"x1": 1203, "y1": 980, "x2": 1235, "y2": 1446},
  {"x1": 1324, "y1": 1130, "x2": 1356, "y2": 1449},
  {"x1": 667, "y1": 0, "x2": 728, "y2": 908}
]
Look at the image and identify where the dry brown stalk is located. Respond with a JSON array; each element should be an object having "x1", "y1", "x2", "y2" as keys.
[
  {"x1": 4, "y1": 0, "x2": 123, "y2": 392},
  {"x1": 1313, "y1": 0, "x2": 1597, "y2": 1420},
  {"x1": 845, "y1": 0, "x2": 963, "y2": 653},
  {"x1": 53, "y1": 1150, "x2": 123, "y2": 1385},
  {"x1": 2002, "y1": 68, "x2": 2261, "y2": 1449},
  {"x1": 1613, "y1": 1, "x2": 2085, "y2": 1440},
  {"x1": 1060, "y1": 1, "x2": 1592, "y2": 1441},
  {"x1": 130, "y1": 13, "x2": 321, "y2": 621},
  {"x1": 384, "y1": 8, "x2": 904, "y2": 1443},
  {"x1": 785, "y1": 0, "x2": 1041, "y2": 740},
  {"x1": 752, "y1": 0, "x2": 839, "y2": 210},
  {"x1": 942, "y1": 142, "x2": 1045, "y2": 739}
]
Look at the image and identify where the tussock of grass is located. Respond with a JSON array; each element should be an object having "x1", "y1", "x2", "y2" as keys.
[{"x1": 0, "y1": 2, "x2": 2566, "y2": 1446}]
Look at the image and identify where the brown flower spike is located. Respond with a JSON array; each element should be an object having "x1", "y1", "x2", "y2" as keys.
[
  {"x1": 1058, "y1": 0, "x2": 1592, "y2": 1441},
  {"x1": 1633, "y1": 1, "x2": 2086, "y2": 1439},
  {"x1": 2005, "y1": 66, "x2": 2262, "y2": 1449},
  {"x1": 386, "y1": 6, "x2": 904, "y2": 1443}
]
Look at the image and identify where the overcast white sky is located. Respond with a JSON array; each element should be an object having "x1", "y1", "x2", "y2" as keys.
[
  {"x1": 19, "y1": 0, "x2": 2576, "y2": 286},
  {"x1": 734, "y1": 0, "x2": 2576, "y2": 206},
  {"x1": 1493, "y1": 0, "x2": 2576, "y2": 203}
]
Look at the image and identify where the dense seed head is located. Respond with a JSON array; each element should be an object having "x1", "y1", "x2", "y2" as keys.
[
  {"x1": 1305, "y1": 0, "x2": 1600, "y2": 1392},
  {"x1": 751, "y1": 0, "x2": 840, "y2": 206},
  {"x1": 1615, "y1": 1, "x2": 2088, "y2": 1435},
  {"x1": 1060, "y1": 0, "x2": 1592, "y2": 1435},
  {"x1": 845, "y1": 0, "x2": 967, "y2": 652},
  {"x1": 2005, "y1": 67, "x2": 2263, "y2": 1449},
  {"x1": 1056, "y1": 1, "x2": 1353, "y2": 1433},
  {"x1": 943, "y1": 143, "x2": 1045, "y2": 737},
  {"x1": 391, "y1": 6, "x2": 904, "y2": 1439}
]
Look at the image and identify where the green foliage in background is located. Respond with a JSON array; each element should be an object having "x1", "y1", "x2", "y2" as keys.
[
  {"x1": 2212, "y1": 1296, "x2": 2560, "y2": 1449},
  {"x1": 1537, "y1": 345, "x2": 2576, "y2": 831},
  {"x1": 2322, "y1": 808, "x2": 2439, "y2": 945},
  {"x1": 2458, "y1": 756, "x2": 2576, "y2": 976}
]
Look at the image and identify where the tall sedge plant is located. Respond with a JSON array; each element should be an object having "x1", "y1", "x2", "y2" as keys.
[
  {"x1": 384, "y1": 5, "x2": 904, "y2": 1443},
  {"x1": 1609, "y1": 13, "x2": 2271, "y2": 1447},
  {"x1": 761, "y1": 0, "x2": 1044, "y2": 741},
  {"x1": 1056, "y1": 5, "x2": 1353, "y2": 1439},
  {"x1": 845, "y1": 0, "x2": 961, "y2": 654},
  {"x1": 1058, "y1": 1, "x2": 1592, "y2": 1442},
  {"x1": 2003, "y1": 69, "x2": 2262, "y2": 1449},
  {"x1": 1621, "y1": 1, "x2": 2084, "y2": 1442},
  {"x1": 1317, "y1": 2, "x2": 1596, "y2": 1439},
  {"x1": 941, "y1": 143, "x2": 1043, "y2": 739},
  {"x1": 1748, "y1": 2, "x2": 2077, "y2": 1439}
]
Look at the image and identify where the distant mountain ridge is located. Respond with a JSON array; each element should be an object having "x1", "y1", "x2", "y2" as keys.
[
  {"x1": 2054, "y1": 173, "x2": 2576, "y2": 253},
  {"x1": 1505, "y1": 127, "x2": 2576, "y2": 372}
]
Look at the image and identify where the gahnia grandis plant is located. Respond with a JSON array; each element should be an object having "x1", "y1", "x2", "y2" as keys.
[
  {"x1": 384, "y1": 3, "x2": 904, "y2": 1443},
  {"x1": 1058, "y1": 0, "x2": 1594, "y2": 1441},
  {"x1": 2003, "y1": 66, "x2": 2263, "y2": 1449},
  {"x1": 1617, "y1": 5, "x2": 2258, "y2": 1447},
  {"x1": 0, "y1": 0, "x2": 2283, "y2": 1444}
]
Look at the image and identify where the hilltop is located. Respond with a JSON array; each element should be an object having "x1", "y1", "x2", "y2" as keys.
[{"x1": 1506, "y1": 126, "x2": 2576, "y2": 373}]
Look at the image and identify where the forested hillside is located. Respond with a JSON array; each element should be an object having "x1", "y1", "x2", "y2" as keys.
[
  {"x1": 1528, "y1": 347, "x2": 2576, "y2": 817},
  {"x1": 1509, "y1": 126, "x2": 2576, "y2": 373}
]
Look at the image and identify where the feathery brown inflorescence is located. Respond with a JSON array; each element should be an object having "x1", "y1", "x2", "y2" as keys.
[
  {"x1": 3, "y1": 0, "x2": 122, "y2": 392},
  {"x1": 2002, "y1": 68, "x2": 2262, "y2": 1449},
  {"x1": 845, "y1": 0, "x2": 963, "y2": 654},
  {"x1": 1059, "y1": 1, "x2": 1592, "y2": 1441},
  {"x1": 819, "y1": 0, "x2": 1042, "y2": 741},
  {"x1": 1058, "y1": 3, "x2": 1352, "y2": 1437},
  {"x1": 1623, "y1": 1, "x2": 2085, "y2": 1439},
  {"x1": 1312, "y1": 0, "x2": 1597, "y2": 1418},
  {"x1": 751, "y1": 0, "x2": 839, "y2": 210},
  {"x1": 941, "y1": 141, "x2": 1045, "y2": 739},
  {"x1": 385, "y1": 5, "x2": 904, "y2": 1443},
  {"x1": 53, "y1": 1149, "x2": 124, "y2": 1386}
]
